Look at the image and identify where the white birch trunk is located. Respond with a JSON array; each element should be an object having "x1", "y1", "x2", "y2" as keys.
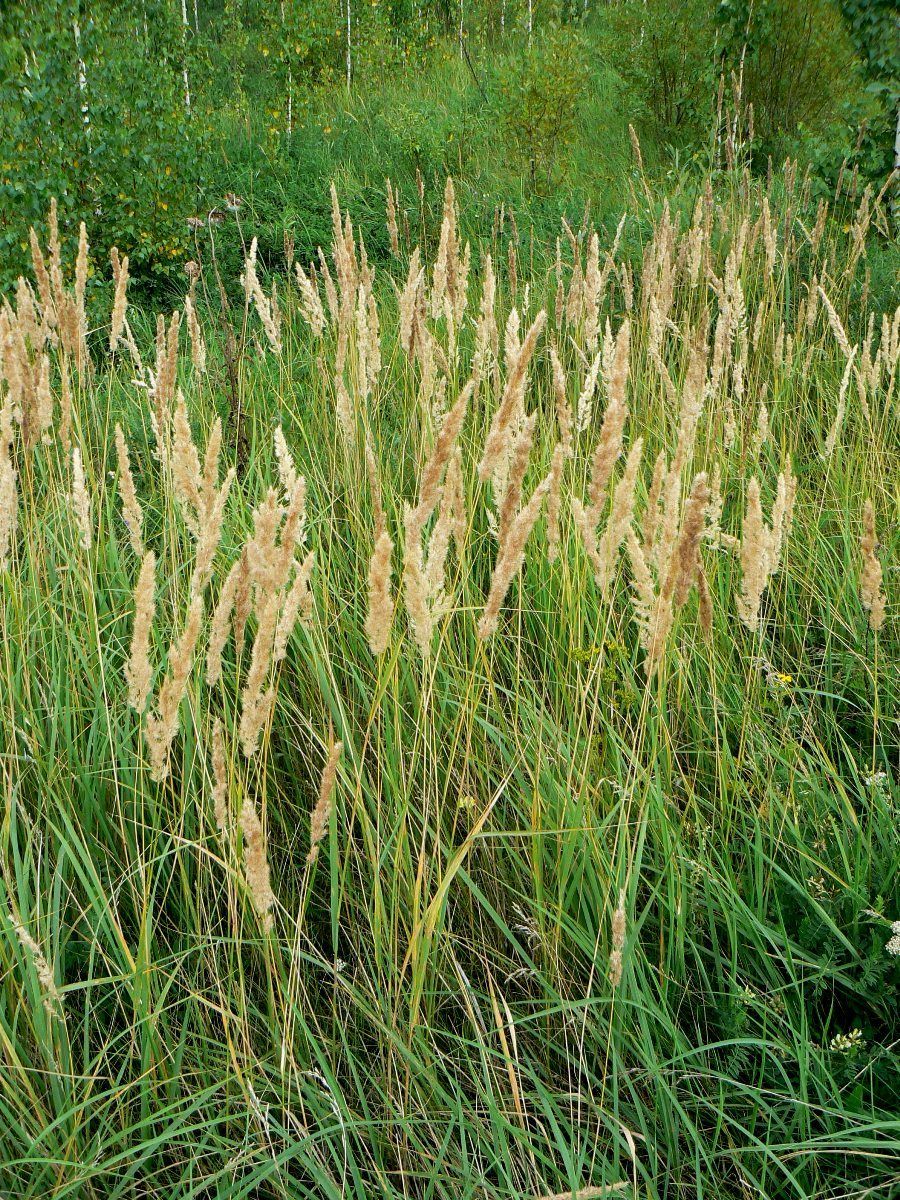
[
  {"x1": 180, "y1": 0, "x2": 192, "y2": 114},
  {"x1": 72, "y1": 19, "x2": 91, "y2": 149},
  {"x1": 346, "y1": 0, "x2": 352, "y2": 89}
]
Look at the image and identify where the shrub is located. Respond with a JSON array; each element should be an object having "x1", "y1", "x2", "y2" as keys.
[
  {"x1": 490, "y1": 25, "x2": 591, "y2": 191},
  {"x1": 598, "y1": 0, "x2": 718, "y2": 142},
  {"x1": 718, "y1": 0, "x2": 864, "y2": 151}
]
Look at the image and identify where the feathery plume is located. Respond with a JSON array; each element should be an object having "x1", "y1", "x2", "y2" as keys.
[
  {"x1": 239, "y1": 594, "x2": 279, "y2": 757},
  {"x1": 206, "y1": 560, "x2": 240, "y2": 687},
  {"x1": 71, "y1": 447, "x2": 92, "y2": 551},
  {"x1": 365, "y1": 530, "x2": 395, "y2": 656},
  {"x1": 274, "y1": 425, "x2": 298, "y2": 498},
  {"x1": 498, "y1": 412, "x2": 536, "y2": 544},
  {"x1": 585, "y1": 376, "x2": 628, "y2": 519},
  {"x1": 211, "y1": 719, "x2": 228, "y2": 832},
  {"x1": 0, "y1": 430, "x2": 16, "y2": 570},
  {"x1": 109, "y1": 251, "x2": 130, "y2": 353},
  {"x1": 59, "y1": 359, "x2": 72, "y2": 453},
  {"x1": 817, "y1": 286, "x2": 853, "y2": 360},
  {"x1": 608, "y1": 889, "x2": 626, "y2": 988},
  {"x1": 576, "y1": 350, "x2": 603, "y2": 434},
  {"x1": 823, "y1": 349, "x2": 856, "y2": 459},
  {"x1": 591, "y1": 439, "x2": 644, "y2": 596},
  {"x1": 274, "y1": 551, "x2": 315, "y2": 661},
  {"x1": 241, "y1": 796, "x2": 274, "y2": 931},
  {"x1": 672, "y1": 472, "x2": 710, "y2": 608},
  {"x1": 184, "y1": 294, "x2": 207, "y2": 371},
  {"x1": 308, "y1": 739, "x2": 343, "y2": 864},
  {"x1": 114, "y1": 425, "x2": 144, "y2": 557},
  {"x1": 126, "y1": 551, "x2": 156, "y2": 713},
  {"x1": 413, "y1": 380, "x2": 471, "y2": 528},
  {"x1": 172, "y1": 391, "x2": 202, "y2": 529},
  {"x1": 386, "y1": 179, "x2": 400, "y2": 258},
  {"x1": 8, "y1": 913, "x2": 61, "y2": 1017},
  {"x1": 769, "y1": 466, "x2": 797, "y2": 573},
  {"x1": 232, "y1": 547, "x2": 253, "y2": 656},
  {"x1": 642, "y1": 450, "x2": 666, "y2": 555},
  {"x1": 736, "y1": 478, "x2": 770, "y2": 632},
  {"x1": 479, "y1": 311, "x2": 546, "y2": 483},
  {"x1": 625, "y1": 529, "x2": 656, "y2": 653},
  {"x1": 478, "y1": 473, "x2": 551, "y2": 639},
  {"x1": 295, "y1": 261, "x2": 327, "y2": 335},
  {"x1": 859, "y1": 500, "x2": 885, "y2": 632},
  {"x1": 145, "y1": 593, "x2": 204, "y2": 781}
]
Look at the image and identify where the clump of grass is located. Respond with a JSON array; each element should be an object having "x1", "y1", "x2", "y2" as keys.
[{"x1": 0, "y1": 162, "x2": 897, "y2": 1200}]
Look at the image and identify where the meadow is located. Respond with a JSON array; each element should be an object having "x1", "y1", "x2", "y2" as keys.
[{"x1": 0, "y1": 146, "x2": 898, "y2": 1196}]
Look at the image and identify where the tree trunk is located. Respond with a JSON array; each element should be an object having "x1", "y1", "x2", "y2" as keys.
[
  {"x1": 72, "y1": 19, "x2": 91, "y2": 149},
  {"x1": 346, "y1": 0, "x2": 352, "y2": 89},
  {"x1": 180, "y1": 0, "x2": 192, "y2": 114}
]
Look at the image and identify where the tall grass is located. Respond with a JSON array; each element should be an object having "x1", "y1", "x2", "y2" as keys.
[{"x1": 0, "y1": 158, "x2": 897, "y2": 1198}]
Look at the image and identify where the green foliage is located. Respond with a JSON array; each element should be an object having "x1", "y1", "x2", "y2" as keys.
[
  {"x1": 598, "y1": 0, "x2": 718, "y2": 141},
  {"x1": 0, "y1": 0, "x2": 202, "y2": 294},
  {"x1": 838, "y1": 0, "x2": 900, "y2": 191},
  {"x1": 717, "y1": 0, "x2": 864, "y2": 151},
  {"x1": 490, "y1": 25, "x2": 591, "y2": 191}
]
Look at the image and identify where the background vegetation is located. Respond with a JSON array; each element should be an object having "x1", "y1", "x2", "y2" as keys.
[{"x1": 1, "y1": 0, "x2": 897, "y2": 296}]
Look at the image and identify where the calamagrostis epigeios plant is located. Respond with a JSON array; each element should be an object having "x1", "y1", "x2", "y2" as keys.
[
  {"x1": 479, "y1": 311, "x2": 546, "y2": 485},
  {"x1": 403, "y1": 382, "x2": 471, "y2": 654},
  {"x1": 308, "y1": 740, "x2": 343, "y2": 864},
  {"x1": 736, "y1": 478, "x2": 770, "y2": 633},
  {"x1": 0, "y1": 405, "x2": 17, "y2": 569},
  {"x1": 109, "y1": 249, "x2": 130, "y2": 354},
  {"x1": 672, "y1": 471, "x2": 710, "y2": 608},
  {"x1": 823, "y1": 349, "x2": 856, "y2": 460},
  {"x1": 242, "y1": 238, "x2": 282, "y2": 354},
  {"x1": 497, "y1": 412, "x2": 536, "y2": 544},
  {"x1": 71, "y1": 447, "x2": 92, "y2": 552},
  {"x1": 206, "y1": 561, "x2": 241, "y2": 687},
  {"x1": 190, "y1": 466, "x2": 235, "y2": 598},
  {"x1": 365, "y1": 530, "x2": 395, "y2": 656},
  {"x1": 241, "y1": 795, "x2": 275, "y2": 932},
  {"x1": 273, "y1": 551, "x2": 315, "y2": 661},
  {"x1": 478, "y1": 472, "x2": 552, "y2": 640},
  {"x1": 144, "y1": 593, "x2": 204, "y2": 781},
  {"x1": 860, "y1": 500, "x2": 886, "y2": 632},
  {"x1": 385, "y1": 178, "x2": 400, "y2": 259},
  {"x1": 114, "y1": 424, "x2": 144, "y2": 557},
  {"x1": 625, "y1": 471, "x2": 710, "y2": 676},
  {"x1": 585, "y1": 321, "x2": 630, "y2": 516},
  {"x1": 172, "y1": 391, "x2": 202, "y2": 531},
  {"x1": 8, "y1": 913, "x2": 61, "y2": 1017},
  {"x1": 295, "y1": 261, "x2": 327, "y2": 337},
  {"x1": 239, "y1": 594, "x2": 279, "y2": 758},
  {"x1": 125, "y1": 551, "x2": 156, "y2": 714},
  {"x1": 184, "y1": 294, "x2": 207, "y2": 372},
  {"x1": 211, "y1": 719, "x2": 228, "y2": 832},
  {"x1": 595, "y1": 439, "x2": 644, "y2": 594},
  {"x1": 608, "y1": 890, "x2": 627, "y2": 989}
]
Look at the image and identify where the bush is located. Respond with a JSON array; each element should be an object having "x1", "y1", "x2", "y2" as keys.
[
  {"x1": 598, "y1": 0, "x2": 718, "y2": 143},
  {"x1": 718, "y1": 0, "x2": 864, "y2": 152},
  {"x1": 490, "y1": 25, "x2": 592, "y2": 192}
]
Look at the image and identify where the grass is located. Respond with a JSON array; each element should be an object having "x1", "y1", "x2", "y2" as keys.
[{"x1": 0, "y1": 157, "x2": 897, "y2": 1200}]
